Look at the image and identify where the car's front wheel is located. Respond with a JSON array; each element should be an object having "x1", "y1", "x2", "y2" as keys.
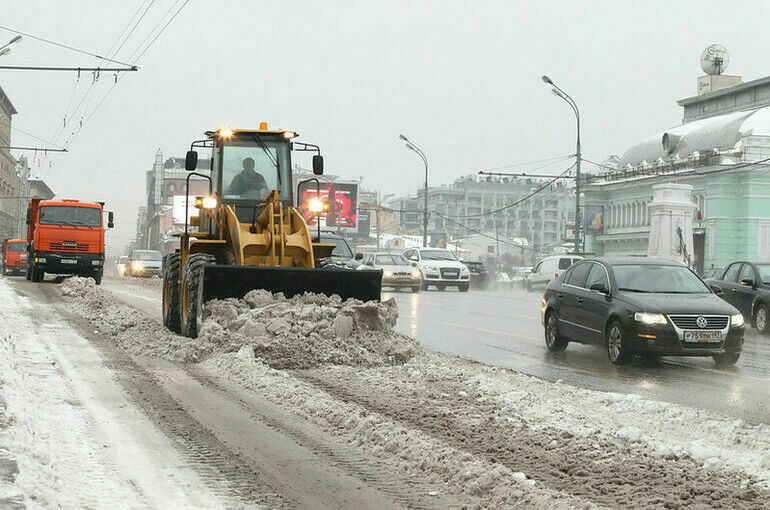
[
  {"x1": 606, "y1": 320, "x2": 632, "y2": 365},
  {"x1": 755, "y1": 303, "x2": 769, "y2": 335},
  {"x1": 713, "y1": 352, "x2": 740, "y2": 367},
  {"x1": 458, "y1": 283, "x2": 469, "y2": 292},
  {"x1": 544, "y1": 311, "x2": 568, "y2": 351}
]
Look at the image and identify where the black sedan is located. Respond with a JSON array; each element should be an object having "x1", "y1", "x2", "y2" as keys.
[
  {"x1": 461, "y1": 261, "x2": 489, "y2": 289},
  {"x1": 706, "y1": 260, "x2": 770, "y2": 335},
  {"x1": 541, "y1": 257, "x2": 744, "y2": 366}
]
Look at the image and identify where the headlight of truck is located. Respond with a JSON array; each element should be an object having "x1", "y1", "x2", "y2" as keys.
[
  {"x1": 731, "y1": 313, "x2": 744, "y2": 327},
  {"x1": 634, "y1": 312, "x2": 667, "y2": 325}
]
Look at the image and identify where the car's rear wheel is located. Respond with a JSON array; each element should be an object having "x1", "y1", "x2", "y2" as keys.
[
  {"x1": 607, "y1": 320, "x2": 632, "y2": 365},
  {"x1": 713, "y1": 352, "x2": 740, "y2": 367},
  {"x1": 755, "y1": 303, "x2": 769, "y2": 335},
  {"x1": 544, "y1": 311, "x2": 568, "y2": 351}
]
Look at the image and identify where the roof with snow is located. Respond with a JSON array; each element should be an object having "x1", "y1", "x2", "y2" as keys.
[{"x1": 618, "y1": 106, "x2": 770, "y2": 167}]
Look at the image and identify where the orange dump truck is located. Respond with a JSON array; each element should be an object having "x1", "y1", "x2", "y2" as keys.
[
  {"x1": 2, "y1": 239, "x2": 27, "y2": 276},
  {"x1": 26, "y1": 198, "x2": 114, "y2": 284}
]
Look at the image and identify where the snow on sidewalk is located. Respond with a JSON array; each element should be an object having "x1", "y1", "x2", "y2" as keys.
[{"x1": 0, "y1": 280, "x2": 223, "y2": 509}]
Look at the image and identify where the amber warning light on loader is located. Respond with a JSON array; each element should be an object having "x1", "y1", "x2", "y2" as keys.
[
  {"x1": 307, "y1": 196, "x2": 327, "y2": 214},
  {"x1": 194, "y1": 196, "x2": 218, "y2": 209}
]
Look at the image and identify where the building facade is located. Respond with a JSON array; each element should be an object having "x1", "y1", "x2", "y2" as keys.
[
  {"x1": 0, "y1": 85, "x2": 18, "y2": 239},
  {"x1": 391, "y1": 174, "x2": 575, "y2": 253},
  {"x1": 584, "y1": 72, "x2": 770, "y2": 273}
]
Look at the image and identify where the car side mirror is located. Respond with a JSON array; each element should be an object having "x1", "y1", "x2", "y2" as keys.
[
  {"x1": 710, "y1": 284, "x2": 724, "y2": 295},
  {"x1": 589, "y1": 282, "x2": 608, "y2": 294},
  {"x1": 355, "y1": 253, "x2": 363, "y2": 260},
  {"x1": 740, "y1": 278, "x2": 755, "y2": 287},
  {"x1": 107, "y1": 211, "x2": 115, "y2": 229},
  {"x1": 185, "y1": 150, "x2": 198, "y2": 171},
  {"x1": 312, "y1": 155, "x2": 324, "y2": 175}
]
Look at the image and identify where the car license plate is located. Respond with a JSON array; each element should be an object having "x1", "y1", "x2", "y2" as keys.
[
  {"x1": 684, "y1": 331, "x2": 721, "y2": 342},
  {"x1": 62, "y1": 259, "x2": 77, "y2": 265}
]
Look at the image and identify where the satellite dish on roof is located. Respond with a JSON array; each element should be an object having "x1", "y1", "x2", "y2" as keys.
[{"x1": 701, "y1": 44, "x2": 729, "y2": 75}]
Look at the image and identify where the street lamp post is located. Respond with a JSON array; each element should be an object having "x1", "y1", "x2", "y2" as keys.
[
  {"x1": 399, "y1": 134, "x2": 429, "y2": 247},
  {"x1": 542, "y1": 75, "x2": 581, "y2": 254},
  {"x1": 0, "y1": 35, "x2": 22, "y2": 57}
]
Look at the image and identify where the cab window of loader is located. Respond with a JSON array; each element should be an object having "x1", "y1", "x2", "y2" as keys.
[{"x1": 221, "y1": 137, "x2": 291, "y2": 203}]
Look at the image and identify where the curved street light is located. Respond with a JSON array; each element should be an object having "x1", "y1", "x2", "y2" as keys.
[
  {"x1": 399, "y1": 133, "x2": 429, "y2": 247},
  {"x1": 542, "y1": 75, "x2": 581, "y2": 253},
  {"x1": 0, "y1": 35, "x2": 22, "y2": 55}
]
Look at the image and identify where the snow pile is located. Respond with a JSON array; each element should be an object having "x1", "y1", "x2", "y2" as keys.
[
  {"x1": 200, "y1": 290, "x2": 420, "y2": 369},
  {"x1": 60, "y1": 275, "x2": 97, "y2": 297},
  {"x1": 60, "y1": 277, "x2": 214, "y2": 362},
  {"x1": 60, "y1": 278, "x2": 419, "y2": 368}
]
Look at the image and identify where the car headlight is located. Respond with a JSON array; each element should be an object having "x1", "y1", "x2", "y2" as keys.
[
  {"x1": 635, "y1": 312, "x2": 667, "y2": 325},
  {"x1": 411, "y1": 269, "x2": 421, "y2": 279},
  {"x1": 731, "y1": 313, "x2": 744, "y2": 327},
  {"x1": 383, "y1": 270, "x2": 393, "y2": 278},
  {"x1": 424, "y1": 265, "x2": 438, "y2": 272},
  {"x1": 461, "y1": 267, "x2": 469, "y2": 273},
  {"x1": 132, "y1": 261, "x2": 143, "y2": 271}
]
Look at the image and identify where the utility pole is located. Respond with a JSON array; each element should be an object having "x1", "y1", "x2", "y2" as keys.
[
  {"x1": 399, "y1": 134, "x2": 429, "y2": 247},
  {"x1": 542, "y1": 75, "x2": 582, "y2": 253}
]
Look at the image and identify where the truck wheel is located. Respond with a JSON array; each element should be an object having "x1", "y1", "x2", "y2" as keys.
[
  {"x1": 163, "y1": 253, "x2": 182, "y2": 333},
  {"x1": 181, "y1": 254, "x2": 215, "y2": 338},
  {"x1": 25, "y1": 265, "x2": 31, "y2": 280},
  {"x1": 31, "y1": 266, "x2": 44, "y2": 282},
  {"x1": 459, "y1": 283, "x2": 469, "y2": 292},
  {"x1": 92, "y1": 270, "x2": 103, "y2": 285}
]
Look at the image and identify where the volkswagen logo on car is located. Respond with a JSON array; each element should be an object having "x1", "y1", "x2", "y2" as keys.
[{"x1": 696, "y1": 316, "x2": 708, "y2": 329}]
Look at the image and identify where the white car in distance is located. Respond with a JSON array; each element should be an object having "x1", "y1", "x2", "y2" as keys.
[{"x1": 402, "y1": 247, "x2": 470, "y2": 292}]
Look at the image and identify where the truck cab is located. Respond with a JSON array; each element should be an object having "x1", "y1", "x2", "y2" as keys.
[
  {"x1": 2, "y1": 239, "x2": 27, "y2": 276},
  {"x1": 26, "y1": 198, "x2": 114, "y2": 284}
]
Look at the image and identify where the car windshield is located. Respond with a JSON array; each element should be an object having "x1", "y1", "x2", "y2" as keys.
[
  {"x1": 420, "y1": 250, "x2": 457, "y2": 261},
  {"x1": 39, "y1": 206, "x2": 101, "y2": 227},
  {"x1": 7, "y1": 242, "x2": 25, "y2": 253},
  {"x1": 221, "y1": 134, "x2": 291, "y2": 203},
  {"x1": 375, "y1": 254, "x2": 408, "y2": 265},
  {"x1": 463, "y1": 262, "x2": 483, "y2": 270},
  {"x1": 613, "y1": 264, "x2": 710, "y2": 294},
  {"x1": 134, "y1": 251, "x2": 162, "y2": 261},
  {"x1": 756, "y1": 264, "x2": 770, "y2": 284},
  {"x1": 320, "y1": 237, "x2": 353, "y2": 258}
]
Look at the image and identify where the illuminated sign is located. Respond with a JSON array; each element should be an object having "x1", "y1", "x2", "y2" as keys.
[{"x1": 298, "y1": 182, "x2": 358, "y2": 229}]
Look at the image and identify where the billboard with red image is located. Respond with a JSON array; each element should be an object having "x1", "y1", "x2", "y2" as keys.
[{"x1": 298, "y1": 181, "x2": 358, "y2": 229}]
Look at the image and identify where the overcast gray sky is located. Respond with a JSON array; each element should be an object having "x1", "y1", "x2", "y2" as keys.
[{"x1": 2, "y1": 0, "x2": 767, "y2": 253}]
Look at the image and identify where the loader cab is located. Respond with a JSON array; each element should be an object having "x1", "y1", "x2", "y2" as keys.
[{"x1": 210, "y1": 131, "x2": 294, "y2": 222}]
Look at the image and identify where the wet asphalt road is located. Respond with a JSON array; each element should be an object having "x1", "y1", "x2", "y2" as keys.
[{"x1": 383, "y1": 285, "x2": 770, "y2": 425}]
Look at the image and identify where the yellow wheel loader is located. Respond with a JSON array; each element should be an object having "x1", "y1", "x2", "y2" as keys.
[{"x1": 162, "y1": 126, "x2": 382, "y2": 337}]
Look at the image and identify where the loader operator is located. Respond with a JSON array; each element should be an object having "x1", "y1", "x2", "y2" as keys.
[{"x1": 227, "y1": 157, "x2": 268, "y2": 197}]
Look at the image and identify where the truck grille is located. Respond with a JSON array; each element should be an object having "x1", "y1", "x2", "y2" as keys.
[
  {"x1": 48, "y1": 242, "x2": 89, "y2": 253},
  {"x1": 668, "y1": 315, "x2": 729, "y2": 330}
]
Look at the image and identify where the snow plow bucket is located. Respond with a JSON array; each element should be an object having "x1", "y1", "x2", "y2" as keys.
[{"x1": 200, "y1": 264, "x2": 383, "y2": 303}]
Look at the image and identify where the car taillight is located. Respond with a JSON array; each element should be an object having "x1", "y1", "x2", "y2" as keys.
[{"x1": 482, "y1": 271, "x2": 488, "y2": 274}]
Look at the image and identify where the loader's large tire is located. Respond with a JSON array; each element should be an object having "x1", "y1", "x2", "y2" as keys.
[
  {"x1": 181, "y1": 253, "x2": 216, "y2": 338},
  {"x1": 163, "y1": 253, "x2": 182, "y2": 333}
]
